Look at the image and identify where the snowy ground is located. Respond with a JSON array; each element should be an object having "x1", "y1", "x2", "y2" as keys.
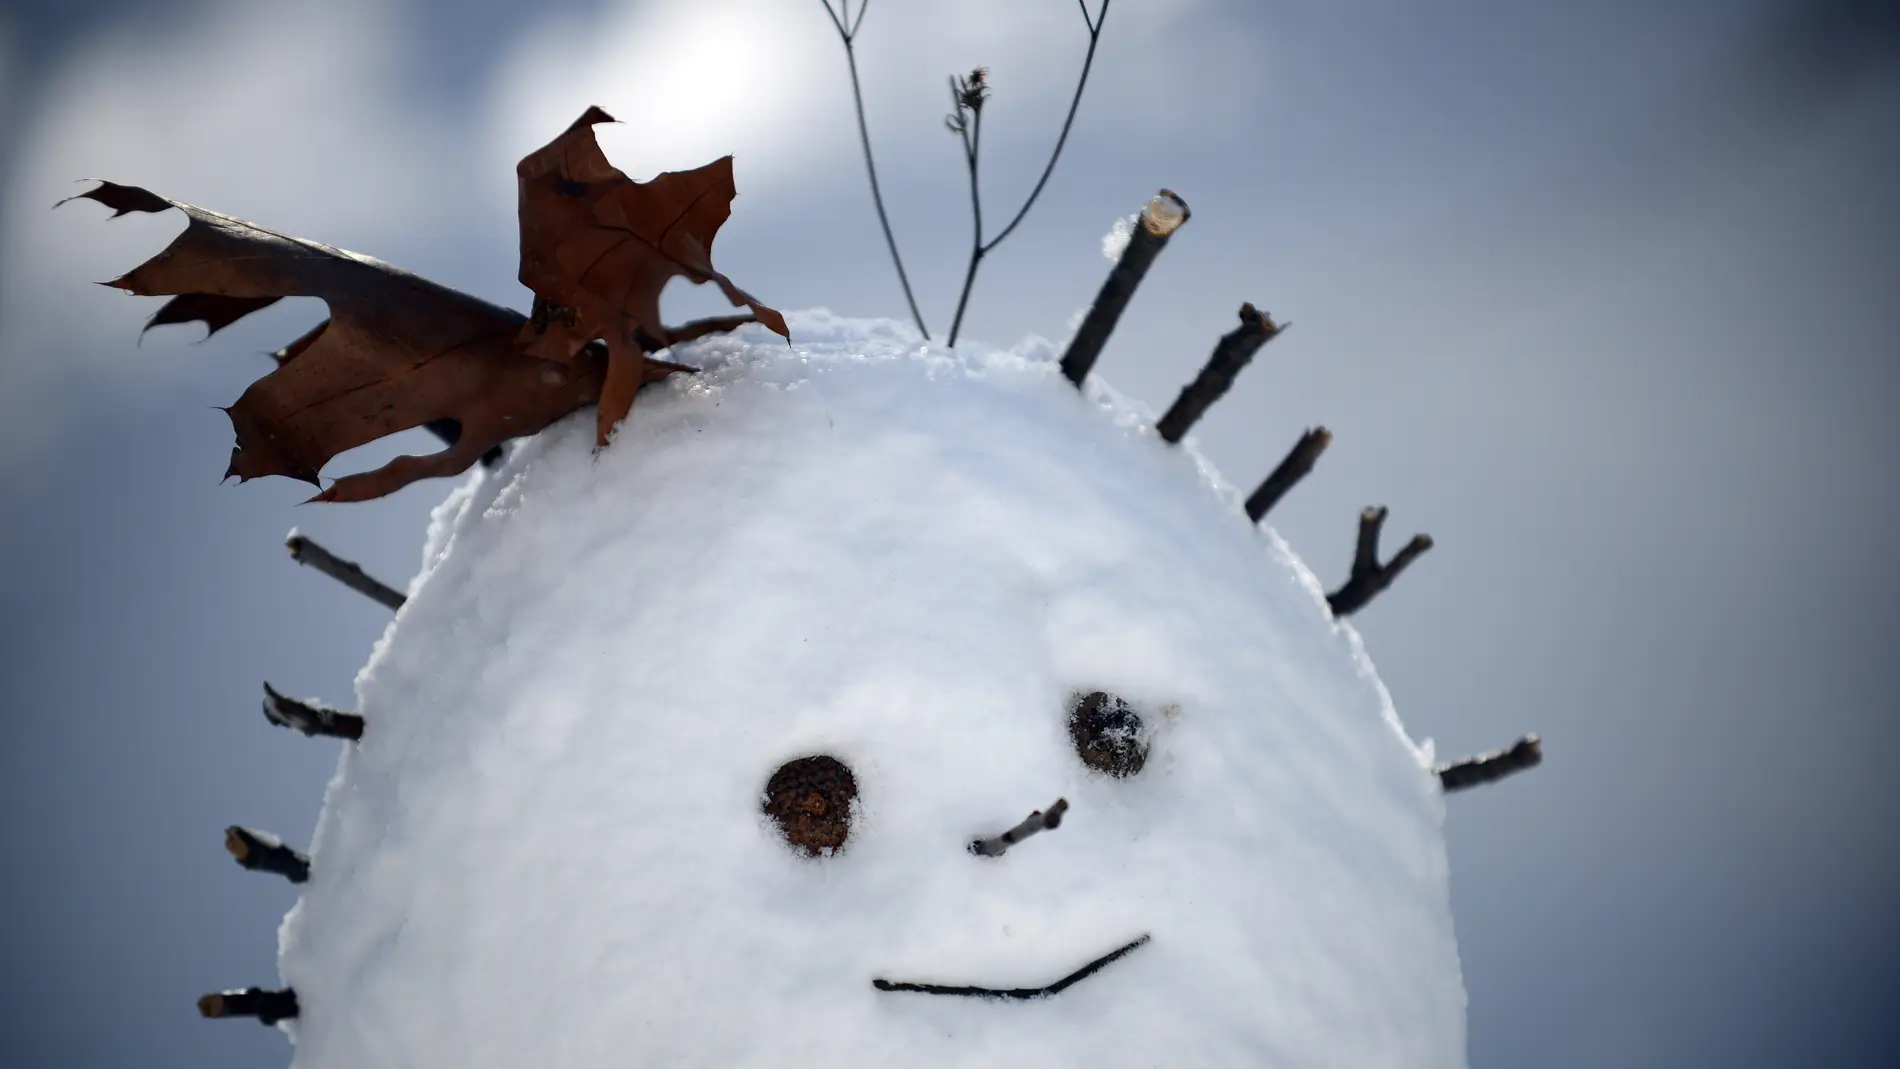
[{"x1": 278, "y1": 311, "x2": 1465, "y2": 1067}]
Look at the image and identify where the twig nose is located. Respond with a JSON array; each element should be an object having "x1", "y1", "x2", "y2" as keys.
[{"x1": 970, "y1": 798, "x2": 1068, "y2": 857}]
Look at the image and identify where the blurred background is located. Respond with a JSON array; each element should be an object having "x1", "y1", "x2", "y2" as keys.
[{"x1": 1, "y1": 1, "x2": 1895, "y2": 1065}]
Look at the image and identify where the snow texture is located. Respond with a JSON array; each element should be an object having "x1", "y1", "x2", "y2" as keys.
[
  {"x1": 1101, "y1": 213, "x2": 1136, "y2": 261},
  {"x1": 279, "y1": 311, "x2": 1465, "y2": 1068}
]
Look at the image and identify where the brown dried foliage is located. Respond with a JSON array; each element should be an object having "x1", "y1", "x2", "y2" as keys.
[
  {"x1": 72, "y1": 107, "x2": 782, "y2": 501},
  {"x1": 516, "y1": 106, "x2": 788, "y2": 445}
]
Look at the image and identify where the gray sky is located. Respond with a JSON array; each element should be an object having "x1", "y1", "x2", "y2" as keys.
[{"x1": 2, "y1": 1, "x2": 1895, "y2": 1066}]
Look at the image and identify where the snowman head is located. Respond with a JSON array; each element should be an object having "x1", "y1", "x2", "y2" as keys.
[{"x1": 276, "y1": 313, "x2": 1465, "y2": 1068}]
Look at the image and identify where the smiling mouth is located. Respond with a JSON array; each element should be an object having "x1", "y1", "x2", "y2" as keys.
[{"x1": 871, "y1": 934, "x2": 1151, "y2": 1000}]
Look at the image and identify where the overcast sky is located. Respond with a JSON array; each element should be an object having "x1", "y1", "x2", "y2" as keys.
[{"x1": 2, "y1": 1, "x2": 1896, "y2": 1066}]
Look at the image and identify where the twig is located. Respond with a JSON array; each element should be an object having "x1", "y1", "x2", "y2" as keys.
[
  {"x1": 198, "y1": 987, "x2": 299, "y2": 1025},
  {"x1": 874, "y1": 934, "x2": 1150, "y2": 998},
  {"x1": 262, "y1": 682, "x2": 365, "y2": 741},
  {"x1": 821, "y1": 0, "x2": 930, "y2": 340},
  {"x1": 284, "y1": 530, "x2": 405, "y2": 611},
  {"x1": 1325, "y1": 507, "x2": 1432, "y2": 617},
  {"x1": 1245, "y1": 427, "x2": 1332, "y2": 522},
  {"x1": 1058, "y1": 190, "x2": 1190, "y2": 387},
  {"x1": 970, "y1": 798, "x2": 1069, "y2": 857},
  {"x1": 1155, "y1": 303, "x2": 1284, "y2": 443},
  {"x1": 224, "y1": 826, "x2": 311, "y2": 884},
  {"x1": 946, "y1": 1, "x2": 1112, "y2": 347},
  {"x1": 1436, "y1": 734, "x2": 1543, "y2": 793}
]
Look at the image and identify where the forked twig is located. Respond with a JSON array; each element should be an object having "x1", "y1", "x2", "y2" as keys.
[
  {"x1": 1325, "y1": 506, "x2": 1432, "y2": 617},
  {"x1": 1058, "y1": 190, "x2": 1190, "y2": 386},
  {"x1": 1245, "y1": 427, "x2": 1332, "y2": 522},
  {"x1": 284, "y1": 530, "x2": 405, "y2": 611},
  {"x1": 970, "y1": 797, "x2": 1069, "y2": 857},
  {"x1": 946, "y1": 0, "x2": 1112, "y2": 346},
  {"x1": 1155, "y1": 303, "x2": 1284, "y2": 443},
  {"x1": 1436, "y1": 734, "x2": 1543, "y2": 792},
  {"x1": 820, "y1": 0, "x2": 930, "y2": 340}
]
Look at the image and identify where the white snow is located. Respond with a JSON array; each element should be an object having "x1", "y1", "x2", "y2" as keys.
[
  {"x1": 279, "y1": 311, "x2": 1465, "y2": 1068},
  {"x1": 1101, "y1": 213, "x2": 1136, "y2": 261}
]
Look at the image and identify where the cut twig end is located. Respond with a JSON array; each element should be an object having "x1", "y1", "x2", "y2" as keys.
[
  {"x1": 1139, "y1": 189, "x2": 1190, "y2": 236},
  {"x1": 971, "y1": 798, "x2": 1070, "y2": 857},
  {"x1": 282, "y1": 531, "x2": 405, "y2": 610},
  {"x1": 262, "y1": 682, "x2": 366, "y2": 741},
  {"x1": 197, "y1": 987, "x2": 299, "y2": 1025},
  {"x1": 1155, "y1": 302, "x2": 1285, "y2": 443},
  {"x1": 223, "y1": 825, "x2": 311, "y2": 883},
  {"x1": 1245, "y1": 426, "x2": 1333, "y2": 522},
  {"x1": 1436, "y1": 734, "x2": 1544, "y2": 793}
]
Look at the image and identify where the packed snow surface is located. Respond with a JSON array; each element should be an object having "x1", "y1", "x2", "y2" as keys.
[{"x1": 280, "y1": 312, "x2": 1465, "y2": 1068}]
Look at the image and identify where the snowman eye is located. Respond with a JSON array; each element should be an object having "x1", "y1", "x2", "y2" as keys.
[
  {"x1": 763, "y1": 755, "x2": 858, "y2": 856},
  {"x1": 1068, "y1": 691, "x2": 1148, "y2": 777}
]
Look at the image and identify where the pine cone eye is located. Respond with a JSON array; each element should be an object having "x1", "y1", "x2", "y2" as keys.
[
  {"x1": 1069, "y1": 691, "x2": 1148, "y2": 777},
  {"x1": 763, "y1": 755, "x2": 858, "y2": 856}
]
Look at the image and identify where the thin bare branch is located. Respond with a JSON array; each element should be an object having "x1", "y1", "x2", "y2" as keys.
[
  {"x1": 982, "y1": 0, "x2": 1110, "y2": 254},
  {"x1": 1156, "y1": 303, "x2": 1285, "y2": 443},
  {"x1": 198, "y1": 987, "x2": 299, "y2": 1025},
  {"x1": 821, "y1": 0, "x2": 930, "y2": 340},
  {"x1": 224, "y1": 826, "x2": 310, "y2": 884},
  {"x1": 1245, "y1": 427, "x2": 1332, "y2": 522},
  {"x1": 284, "y1": 530, "x2": 405, "y2": 611},
  {"x1": 1436, "y1": 734, "x2": 1543, "y2": 793},
  {"x1": 1058, "y1": 190, "x2": 1190, "y2": 386},
  {"x1": 1325, "y1": 506, "x2": 1433, "y2": 617},
  {"x1": 946, "y1": 1, "x2": 1111, "y2": 346},
  {"x1": 970, "y1": 797, "x2": 1069, "y2": 857}
]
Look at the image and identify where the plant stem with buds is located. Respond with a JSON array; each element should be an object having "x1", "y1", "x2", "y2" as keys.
[{"x1": 946, "y1": 1, "x2": 1111, "y2": 346}]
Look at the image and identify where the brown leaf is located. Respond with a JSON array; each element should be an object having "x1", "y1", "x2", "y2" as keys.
[
  {"x1": 516, "y1": 107, "x2": 789, "y2": 445},
  {"x1": 70, "y1": 181, "x2": 691, "y2": 503}
]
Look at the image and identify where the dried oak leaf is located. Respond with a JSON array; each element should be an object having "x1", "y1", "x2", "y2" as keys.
[
  {"x1": 517, "y1": 106, "x2": 789, "y2": 446},
  {"x1": 70, "y1": 181, "x2": 690, "y2": 503}
]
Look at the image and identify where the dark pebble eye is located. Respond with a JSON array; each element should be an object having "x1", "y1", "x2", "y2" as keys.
[
  {"x1": 763, "y1": 755, "x2": 858, "y2": 856},
  {"x1": 1069, "y1": 691, "x2": 1148, "y2": 777}
]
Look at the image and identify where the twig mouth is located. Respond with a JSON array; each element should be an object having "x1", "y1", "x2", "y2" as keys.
[{"x1": 871, "y1": 934, "x2": 1150, "y2": 999}]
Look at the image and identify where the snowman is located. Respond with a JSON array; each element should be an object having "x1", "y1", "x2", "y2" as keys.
[{"x1": 83, "y1": 108, "x2": 1536, "y2": 1069}]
